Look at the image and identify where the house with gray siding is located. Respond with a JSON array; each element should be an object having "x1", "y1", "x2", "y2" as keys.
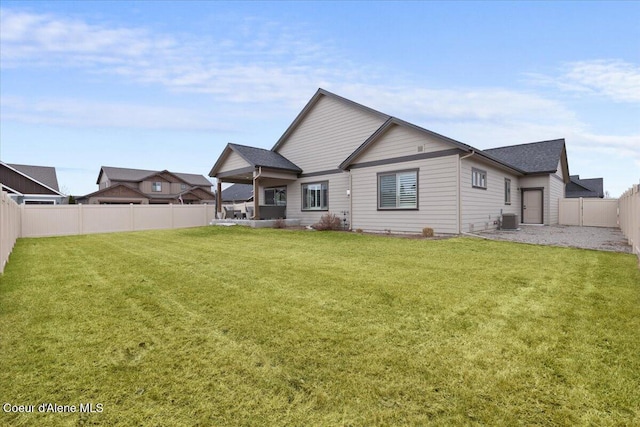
[
  {"x1": 77, "y1": 166, "x2": 215, "y2": 205},
  {"x1": 209, "y1": 88, "x2": 572, "y2": 233}
]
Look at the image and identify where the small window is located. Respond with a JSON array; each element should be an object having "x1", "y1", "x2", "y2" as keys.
[
  {"x1": 265, "y1": 187, "x2": 287, "y2": 206},
  {"x1": 302, "y1": 182, "x2": 328, "y2": 210},
  {"x1": 504, "y1": 178, "x2": 511, "y2": 205},
  {"x1": 152, "y1": 182, "x2": 162, "y2": 192},
  {"x1": 378, "y1": 170, "x2": 418, "y2": 210},
  {"x1": 472, "y1": 168, "x2": 487, "y2": 189}
]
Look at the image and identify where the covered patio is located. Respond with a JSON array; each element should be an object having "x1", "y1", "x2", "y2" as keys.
[{"x1": 209, "y1": 143, "x2": 302, "y2": 220}]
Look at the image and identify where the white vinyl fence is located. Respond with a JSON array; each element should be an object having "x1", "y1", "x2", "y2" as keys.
[
  {"x1": 1, "y1": 191, "x2": 21, "y2": 273},
  {"x1": 559, "y1": 198, "x2": 619, "y2": 227},
  {"x1": 21, "y1": 203, "x2": 217, "y2": 238},
  {"x1": 618, "y1": 184, "x2": 639, "y2": 258}
]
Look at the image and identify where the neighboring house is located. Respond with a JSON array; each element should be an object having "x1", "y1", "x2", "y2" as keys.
[
  {"x1": 221, "y1": 183, "x2": 254, "y2": 204},
  {"x1": 77, "y1": 166, "x2": 215, "y2": 204},
  {"x1": 565, "y1": 175, "x2": 604, "y2": 198},
  {"x1": 0, "y1": 161, "x2": 66, "y2": 204},
  {"x1": 209, "y1": 88, "x2": 572, "y2": 233}
]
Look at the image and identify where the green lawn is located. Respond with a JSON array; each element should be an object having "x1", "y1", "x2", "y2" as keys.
[{"x1": 1, "y1": 226, "x2": 639, "y2": 426}]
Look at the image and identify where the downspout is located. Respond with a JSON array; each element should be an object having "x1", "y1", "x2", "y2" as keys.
[
  {"x1": 348, "y1": 171, "x2": 353, "y2": 230},
  {"x1": 458, "y1": 150, "x2": 475, "y2": 234}
]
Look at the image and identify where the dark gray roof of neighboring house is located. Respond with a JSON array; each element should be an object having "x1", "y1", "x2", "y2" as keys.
[
  {"x1": 99, "y1": 166, "x2": 211, "y2": 186},
  {"x1": 8, "y1": 163, "x2": 60, "y2": 191},
  {"x1": 566, "y1": 175, "x2": 604, "y2": 198},
  {"x1": 172, "y1": 172, "x2": 212, "y2": 187},
  {"x1": 221, "y1": 183, "x2": 254, "y2": 202},
  {"x1": 210, "y1": 143, "x2": 302, "y2": 177},
  {"x1": 483, "y1": 139, "x2": 566, "y2": 174}
]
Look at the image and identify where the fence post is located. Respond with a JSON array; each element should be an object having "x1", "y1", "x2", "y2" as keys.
[
  {"x1": 78, "y1": 203, "x2": 83, "y2": 235},
  {"x1": 130, "y1": 203, "x2": 134, "y2": 231}
]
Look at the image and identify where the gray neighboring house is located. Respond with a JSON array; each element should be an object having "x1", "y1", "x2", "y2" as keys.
[
  {"x1": 0, "y1": 161, "x2": 66, "y2": 204},
  {"x1": 209, "y1": 88, "x2": 576, "y2": 233},
  {"x1": 565, "y1": 175, "x2": 604, "y2": 198},
  {"x1": 221, "y1": 183, "x2": 254, "y2": 204},
  {"x1": 77, "y1": 166, "x2": 215, "y2": 204}
]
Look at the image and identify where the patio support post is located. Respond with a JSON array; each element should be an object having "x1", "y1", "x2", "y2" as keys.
[
  {"x1": 216, "y1": 180, "x2": 222, "y2": 217},
  {"x1": 253, "y1": 176, "x2": 260, "y2": 220}
]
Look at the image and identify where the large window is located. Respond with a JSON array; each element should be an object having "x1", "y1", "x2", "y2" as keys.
[
  {"x1": 472, "y1": 168, "x2": 487, "y2": 189},
  {"x1": 152, "y1": 182, "x2": 162, "y2": 192},
  {"x1": 504, "y1": 178, "x2": 511, "y2": 205},
  {"x1": 302, "y1": 182, "x2": 328, "y2": 210},
  {"x1": 378, "y1": 170, "x2": 418, "y2": 210},
  {"x1": 265, "y1": 187, "x2": 287, "y2": 206}
]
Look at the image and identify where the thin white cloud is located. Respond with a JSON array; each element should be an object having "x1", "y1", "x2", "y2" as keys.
[
  {"x1": 0, "y1": 8, "x2": 339, "y2": 106},
  {"x1": 1, "y1": 96, "x2": 232, "y2": 131},
  {"x1": 1, "y1": 7, "x2": 637, "y2": 180},
  {"x1": 527, "y1": 60, "x2": 640, "y2": 103}
]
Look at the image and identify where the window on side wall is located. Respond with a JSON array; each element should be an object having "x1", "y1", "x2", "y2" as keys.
[
  {"x1": 302, "y1": 182, "x2": 328, "y2": 210},
  {"x1": 152, "y1": 182, "x2": 162, "y2": 192},
  {"x1": 378, "y1": 169, "x2": 418, "y2": 210},
  {"x1": 265, "y1": 187, "x2": 287, "y2": 206},
  {"x1": 504, "y1": 178, "x2": 511, "y2": 205},
  {"x1": 472, "y1": 168, "x2": 487, "y2": 189}
]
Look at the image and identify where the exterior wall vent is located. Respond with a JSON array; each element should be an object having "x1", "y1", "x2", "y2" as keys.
[{"x1": 417, "y1": 145, "x2": 424, "y2": 153}]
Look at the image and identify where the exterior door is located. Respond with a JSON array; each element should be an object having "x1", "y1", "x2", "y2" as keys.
[{"x1": 522, "y1": 189, "x2": 543, "y2": 224}]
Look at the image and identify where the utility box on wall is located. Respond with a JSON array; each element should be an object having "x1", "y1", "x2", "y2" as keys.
[{"x1": 502, "y1": 213, "x2": 518, "y2": 230}]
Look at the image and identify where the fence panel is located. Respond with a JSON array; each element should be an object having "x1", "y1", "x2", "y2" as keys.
[
  {"x1": 559, "y1": 198, "x2": 619, "y2": 228},
  {"x1": 21, "y1": 204, "x2": 216, "y2": 238},
  {"x1": 582, "y1": 199, "x2": 619, "y2": 227},
  {"x1": 618, "y1": 184, "x2": 639, "y2": 257},
  {"x1": 0, "y1": 191, "x2": 22, "y2": 273},
  {"x1": 558, "y1": 198, "x2": 581, "y2": 225}
]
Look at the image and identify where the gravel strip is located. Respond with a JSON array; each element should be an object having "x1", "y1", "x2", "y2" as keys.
[{"x1": 479, "y1": 225, "x2": 632, "y2": 253}]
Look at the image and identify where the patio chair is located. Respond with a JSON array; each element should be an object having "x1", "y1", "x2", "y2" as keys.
[{"x1": 223, "y1": 206, "x2": 234, "y2": 219}]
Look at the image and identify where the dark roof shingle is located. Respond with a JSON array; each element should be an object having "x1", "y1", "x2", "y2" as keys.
[
  {"x1": 483, "y1": 139, "x2": 565, "y2": 174},
  {"x1": 8, "y1": 163, "x2": 60, "y2": 191},
  {"x1": 228, "y1": 143, "x2": 302, "y2": 172},
  {"x1": 100, "y1": 166, "x2": 211, "y2": 187},
  {"x1": 221, "y1": 183, "x2": 253, "y2": 202}
]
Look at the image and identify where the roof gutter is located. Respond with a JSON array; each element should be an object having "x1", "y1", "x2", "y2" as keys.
[{"x1": 458, "y1": 150, "x2": 475, "y2": 234}]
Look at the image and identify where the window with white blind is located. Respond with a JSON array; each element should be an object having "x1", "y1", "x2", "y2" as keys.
[
  {"x1": 302, "y1": 182, "x2": 328, "y2": 210},
  {"x1": 378, "y1": 170, "x2": 418, "y2": 210},
  {"x1": 472, "y1": 168, "x2": 487, "y2": 189}
]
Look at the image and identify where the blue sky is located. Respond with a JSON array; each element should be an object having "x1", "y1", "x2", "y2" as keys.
[{"x1": 1, "y1": 1, "x2": 638, "y2": 197}]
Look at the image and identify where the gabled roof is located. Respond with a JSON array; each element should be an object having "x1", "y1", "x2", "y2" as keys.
[
  {"x1": 271, "y1": 88, "x2": 390, "y2": 152},
  {"x1": 209, "y1": 143, "x2": 302, "y2": 177},
  {"x1": 339, "y1": 117, "x2": 526, "y2": 174},
  {"x1": 8, "y1": 163, "x2": 61, "y2": 191},
  {"x1": 98, "y1": 166, "x2": 211, "y2": 186},
  {"x1": 484, "y1": 139, "x2": 566, "y2": 174},
  {"x1": 221, "y1": 183, "x2": 253, "y2": 202},
  {"x1": 79, "y1": 183, "x2": 149, "y2": 200},
  {"x1": 1, "y1": 161, "x2": 64, "y2": 195},
  {"x1": 566, "y1": 175, "x2": 604, "y2": 198}
]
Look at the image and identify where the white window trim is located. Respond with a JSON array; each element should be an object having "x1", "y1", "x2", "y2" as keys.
[
  {"x1": 472, "y1": 168, "x2": 487, "y2": 189},
  {"x1": 302, "y1": 182, "x2": 328, "y2": 211}
]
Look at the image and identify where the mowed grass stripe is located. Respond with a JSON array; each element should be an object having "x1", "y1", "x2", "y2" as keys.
[{"x1": 1, "y1": 226, "x2": 639, "y2": 426}]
